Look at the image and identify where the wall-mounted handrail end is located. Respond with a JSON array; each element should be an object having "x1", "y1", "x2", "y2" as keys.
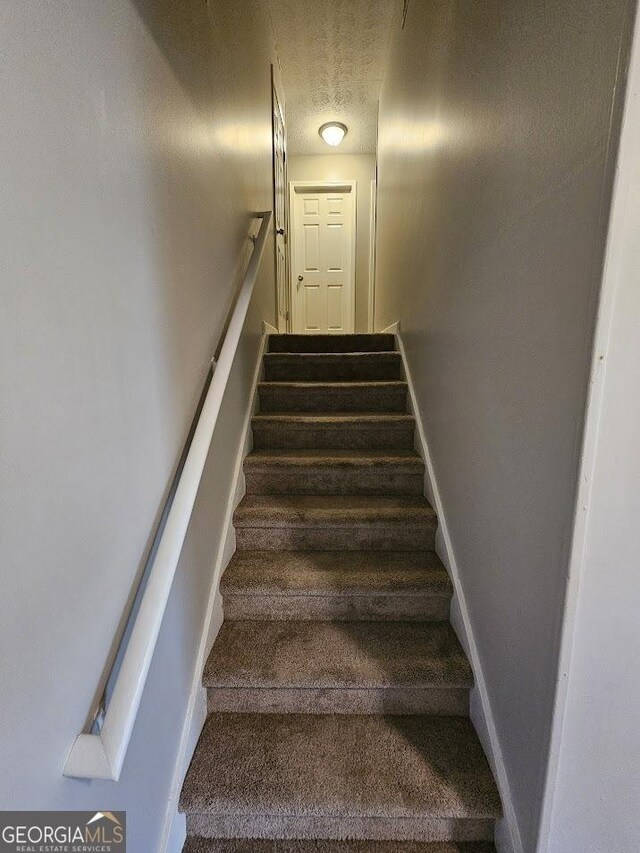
[{"x1": 63, "y1": 732, "x2": 118, "y2": 781}]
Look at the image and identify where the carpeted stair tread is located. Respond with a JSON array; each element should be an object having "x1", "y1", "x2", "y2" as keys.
[
  {"x1": 258, "y1": 380, "x2": 407, "y2": 412},
  {"x1": 252, "y1": 413, "x2": 415, "y2": 424},
  {"x1": 220, "y1": 551, "x2": 452, "y2": 622},
  {"x1": 244, "y1": 451, "x2": 424, "y2": 495},
  {"x1": 204, "y1": 621, "x2": 471, "y2": 690},
  {"x1": 184, "y1": 838, "x2": 496, "y2": 852},
  {"x1": 259, "y1": 381, "x2": 406, "y2": 388},
  {"x1": 264, "y1": 352, "x2": 402, "y2": 382},
  {"x1": 234, "y1": 496, "x2": 437, "y2": 551},
  {"x1": 245, "y1": 449, "x2": 423, "y2": 465},
  {"x1": 180, "y1": 713, "x2": 502, "y2": 820},
  {"x1": 234, "y1": 495, "x2": 436, "y2": 528},
  {"x1": 258, "y1": 381, "x2": 408, "y2": 413},
  {"x1": 251, "y1": 413, "x2": 416, "y2": 451},
  {"x1": 268, "y1": 334, "x2": 396, "y2": 353},
  {"x1": 258, "y1": 381, "x2": 407, "y2": 390},
  {"x1": 222, "y1": 551, "x2": 451, "y2": 596}
]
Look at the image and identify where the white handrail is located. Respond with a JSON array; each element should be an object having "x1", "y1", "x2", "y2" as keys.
[{"x1": 64, "y1": 211, "x2": 272, "y2": 780}]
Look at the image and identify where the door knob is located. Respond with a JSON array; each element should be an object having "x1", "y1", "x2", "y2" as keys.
[{"x1": 297, "y1": 275, "x2": 304, "y2": 281}]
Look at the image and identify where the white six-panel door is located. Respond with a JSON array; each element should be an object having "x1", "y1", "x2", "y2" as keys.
[{"x1": 290, "y1": 183, "x2": 356, "y2": 334}]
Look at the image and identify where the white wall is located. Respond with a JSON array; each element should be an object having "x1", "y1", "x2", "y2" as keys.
[
  {"x1": 0, "y1": 2, "x2": 276, "y2": 850},
  {"x1": 288, "y1": 154, "x2": 376, "y2": 332},
  {"x1": 374, "y1": 1, "x2": 634, "y2": 850},
  {"x1": 541, "y1": 12, "x2": 640, "y2": 852}
]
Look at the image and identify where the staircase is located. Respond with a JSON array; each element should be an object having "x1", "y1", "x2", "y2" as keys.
[{"x1": 180, "y1": 334, "x2": 501, "y2": 852}]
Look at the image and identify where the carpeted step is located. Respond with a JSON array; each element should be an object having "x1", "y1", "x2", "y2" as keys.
[
  {"x1": 184, "y1": 837, "x2": 496, "y2": 851},
  {"x1": 268, "y1": 334, "x2": 396, "y2": 353},
  {"x1": 234, "y1": 495, "x2": 437, "y2": 551},
  {"x1": 220, "y1": 551, "x2": 452, "y2": 622},
  {"x1": 182, "y1": 335, "x2": 500, "y2": 853},
  {"x1": 244, "y1": 450, "x2": 424, "y2": 496},
  {"x1": 180, "y1": 713, "x2": 502, "y2": 842},
  {"x1": 204, "y1": 620, "x2": 471, "y2": 715},
  {"x1": 258, "y1": 381, "x2": 408, "y2": 413},
  {"x1": 264, "y1": 352, "x2": 402, "y2": 382},
  {"x1": 252, "y1": 414, "x2": 415, "y2": 451}
]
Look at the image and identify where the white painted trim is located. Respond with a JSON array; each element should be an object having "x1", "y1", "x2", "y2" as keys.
[
  {"x1": 272, "y1": 67, "x2": 289, "y2": 335},
  {"x1": 158, "y1": 329, "x2": 270, "y2": 853},
  {"x1": 291, "y1": 182, "x2": 355, "y2": 194},
  {"x1": 164, "y1": 800, "x2": 188, "y2": 853},
  {"x1": 381, "y1": 320, "x2": 399, "y2": 334},
  {"x1": 368, "y1": 179, "x2": 377, "y2": 333},
  {"x1": 395, "y1": 329, "x2": 523, "y2": 853},
  {"x1": 535, "y1": 12, "x2": 640, "y2": 852},
  {"x1": 63, "y1": 212, "x2": 273, "y2": 782},
  {"x1": 288, "y1": 180, "x2": 357, "y2": 334}
]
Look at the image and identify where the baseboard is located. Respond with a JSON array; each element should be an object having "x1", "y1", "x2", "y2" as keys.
[
  {"x1": 380, "y1": 320, "x2": 400, "y2": 334},
  {"x1": 164, "y1": 805, "x2": 187, "y2": 853},
  {"x1": 394, "y1": 330, "x2": 523, "y2": 853},
  {"x1": 158, "y1": 330, "x2": 269, "y2": 853}
]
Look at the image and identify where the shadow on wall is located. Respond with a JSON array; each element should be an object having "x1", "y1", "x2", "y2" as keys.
[
  {"x1": 374, "y1": 0, "x2": 634, "y2": 850},
  {"x1": 0, "y1": 1, "x2": 276, "y2": 851},
  {"x1": 97, "y1": 1, "x2": 278, "y2": 847},
  {"x1": 93, "y1": 0, "x2": 277, "y2": 715},
  {"x1": 130, "y1": 0, "x2": 274, "y2": 430}
]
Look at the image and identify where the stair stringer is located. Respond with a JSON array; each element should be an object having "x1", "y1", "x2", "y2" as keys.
[
  {"x1": 159, "y1": 327, "x2": 271, "y2": 853},
  {"x1": 394, "y1": 327, "x2": 524, "y2": 853}
]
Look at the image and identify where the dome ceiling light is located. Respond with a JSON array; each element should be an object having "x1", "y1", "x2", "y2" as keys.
[{"x1": 319, "y1": 122, "x2": 348, "y2": 147}]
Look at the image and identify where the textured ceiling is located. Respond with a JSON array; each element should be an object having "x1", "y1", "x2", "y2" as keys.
[{"x1": 267, "y1": 0, "x2": 397, "y2": 155}]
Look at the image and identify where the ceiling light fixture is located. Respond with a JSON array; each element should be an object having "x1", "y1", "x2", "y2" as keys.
[{"x1": 319, "y1": 122, "x2": 348, "y2": 147}]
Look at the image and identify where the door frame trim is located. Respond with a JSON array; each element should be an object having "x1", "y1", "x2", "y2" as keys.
[
  {"x1": 288, "y1": 180, "x2": 357, "y2": 334},
  {"x1": 368, "y1": 178, "x2": 377, "y2": 332},
  {"x1": 271, "y1": 66, "x2": 289, "y2": 332}
]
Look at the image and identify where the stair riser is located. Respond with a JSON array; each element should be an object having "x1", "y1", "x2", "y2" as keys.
[
  {"x1": 269, "y1": 334, "x2": 396, "y2": 353},
  {"x1": 264, "y1": 355, "x2": 402, "y2": 382},
  {"x1": 186, "y1": 815, "x2": 495, "y2": 844},
  {"x1": 258, "y1": 384, "x2": 408, "y2": 413},
  {"x1": 183, "y1": 842, "x2": 497, "y2": 853},
  {"x1": 244, "y1": 468, "x2": 424, "y2": 496},
  {"x1": 252, "y1": 423, "x2": 415, "y2": 451},
  {"x1": 235, "y1": 524, "x2": 436, "y2": 551},
  {"x1": 222, "y1": 593, "x2": 451, "y2": 622},
  {"x1": 207, "y1": 687, "x2": 469, "y2": 716}
]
